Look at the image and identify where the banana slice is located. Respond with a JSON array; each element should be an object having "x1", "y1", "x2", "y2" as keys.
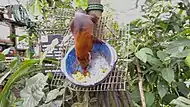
[{"x1": 72, "y1": 72, "x2": 85, "y2": 81}]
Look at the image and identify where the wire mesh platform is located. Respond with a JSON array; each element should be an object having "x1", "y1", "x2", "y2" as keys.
[
  {"x1": 51, "y1": 68, "x2": 126, "y2": 91},
  {"x1": 38, "y1": 8, "x2": 129, "y2": 92}
]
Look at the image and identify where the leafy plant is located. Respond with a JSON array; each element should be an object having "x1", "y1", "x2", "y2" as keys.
[
  {"x1": 124, "y1": 0, "x2": 190, "y2": 106},
  {"x1": 73, "y1": 0, "x2": 88, "y2": 10},
  {"x1": 170, "y1": 96, "x2": 190, "y2": 106},
  {"x1": 1, "y1": 0, "x2": 190, "y2": 106},
  {"x1": 20, "y1": 73, "x2": 48, "y2": 107},
  {"x1": 16, "y1": 72, "x2": 72, "y2": 107},
  {"x1": 0, "y1": 59, "x2": 40, "y2": 107},
  {"x1": 0, "y1": 33, "x2": 59, "y2": 107}
]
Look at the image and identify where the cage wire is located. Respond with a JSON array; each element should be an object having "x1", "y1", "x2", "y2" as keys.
[{"x1": 38, "y1": 7, "x2": 130, "y2": 91}]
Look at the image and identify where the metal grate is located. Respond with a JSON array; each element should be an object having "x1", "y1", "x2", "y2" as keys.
[
  {"x1": 51, "y1": 68, "x2": 126, "y2": 91},
  {"x1": 38, "y1": 8, "x2": 129, "y2": 91},
  {"x1": 4, "y1": 57, "x2": 16, "y2": 66}
]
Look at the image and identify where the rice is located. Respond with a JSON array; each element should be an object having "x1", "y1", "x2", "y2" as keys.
[{"x1": 72, "y1": 53, "x2": 111, "y2": 83}]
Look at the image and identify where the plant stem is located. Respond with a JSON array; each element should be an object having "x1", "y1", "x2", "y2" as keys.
[{"x1": 136, "y1": 59, "x2": 146, "y2": 107}]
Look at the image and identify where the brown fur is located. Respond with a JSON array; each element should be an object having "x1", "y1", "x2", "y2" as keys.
[{"x1": 70, "y1": 12, "x2": 99, "y2": 75}]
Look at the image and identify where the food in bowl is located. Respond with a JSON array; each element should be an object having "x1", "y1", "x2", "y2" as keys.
[
  {"x1": 72, "y1": 53, "x2": 111, "y2": 83},
  {"x1": 62, "y1": 42, "x2": 117, "y2": 86}
]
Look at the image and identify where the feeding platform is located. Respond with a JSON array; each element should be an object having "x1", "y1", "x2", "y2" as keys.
[
  {"x1": 61, "y1": 41, "x2": 117, "y2": 86},
  {"x1": 38, "y1": 8, "x2": 129, "y2": 91}
]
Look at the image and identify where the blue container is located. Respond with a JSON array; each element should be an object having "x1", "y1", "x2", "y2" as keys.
[{"x1": 61, "y1": 41, "x2": 117, "y2": 86}]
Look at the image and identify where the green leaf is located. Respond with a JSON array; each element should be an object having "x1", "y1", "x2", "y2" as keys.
[
  {"x1": 145, "y1": 92, "x2": 154, "y2": 107},
  {"x1": 163, "y1": 94, "x2": 178, "y2": 104},
  {"x1": 147, "y1": 55, "x2": 162, "y2": 65},
  {"x1": 141, "y1": 48, "x2": 153, "y2": 55},
  {"x1": 55, "y1": 0, "x2": 64, "y2": 8},
  {"x1": 183, "y1": 29, "x2": 190, "y2": 35},
  {"x1": 47, "y1": 72, "x2": 53, "y2": 80},
  {"x1": 20, "y1": 73, "x2": 48, "y2": 107},
  {"x1": 158, "y1": 21, "x2": 167, "y2": 30},
  {"x1": 157, "y1": 51, "x2": 169, "y2": 61},
  {"x1": 135, "y1": 48, "x2": 154, "y2": 63},
  {"x1": 25, "y1": 73, "x2": 47, "y2": 87},
  {"x1": 157, "y1": 80, "x2": 168, "y2": 98},
  {"x1": 0, "y1": 53, "x2": 5, "y2": 61},
  {"x1": 8, "y1": 34, "x2": 18, "y2": 39},
  {"x1": 170, "y1": 49, "x2": 190, "y2": 58},
  {"x1": 0, "y1": 59, "x2": 39, "y2": 107},
  {"x1": 9, "y1": 58, "x2": 19, "y2": 71},
  {"x1": 185, "y1": 53, "x2": 190, "y2": 67},
  {"x1": 45, "y1": 89, "x2": 60, "y2": 103},
  {"x1": 73, "y1": 0, "x2": 88, "y2": 10},
  {"x1": 169, "y1": 40, "x2": 190, "y2": 47},
  {"x1": 170, "y1": 96, "x2": 190, "y2": 106},
  {"x1": 0, "y1": 61, "x2": 5, "y2": 72},
  {"x1": 146, "y1": 73, "x2": 158, "y2": 85},
  {"x1": 165, "y1": 46, "x2": 184, "y2": 55},
  {"x1": 135, "y1": 50, "x2": 147, "y2": 63},
  {"x1": 175, "y1": 97, "x2": 190, "y2": 105},
  {"x1": 131, "y1": 89, "x2": 141, "y2": 102},
  {"x1": 165, "y1": 40, "x2": 190, "y2": 58},
  {"x1": 161, "y1": 68, "x2": 174, "y2": 84},
  {"x1": 18, "y1": 35, "x2": 28, "y2": 41},
  {"x1": 29, "y1": 0, "x2": 42, "y2": 16},
  {"x1": 176, "y1": 82, "x2": 190, "y2": 97},
  {"x1": 133, "y1": 101, "x2": 140, "y2": 107}
]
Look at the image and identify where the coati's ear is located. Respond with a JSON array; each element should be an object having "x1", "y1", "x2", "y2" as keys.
[{"x1": 90, "y1": 14, "x2": 99, "y2": 24}]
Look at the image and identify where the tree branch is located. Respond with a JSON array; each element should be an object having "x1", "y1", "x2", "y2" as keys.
[
  {"x1": 136, "y1": 59, "x2": 146, "y2": 107},
  {"x1": 135, "y1": 0, "x2": 139, "y2": 8}
]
